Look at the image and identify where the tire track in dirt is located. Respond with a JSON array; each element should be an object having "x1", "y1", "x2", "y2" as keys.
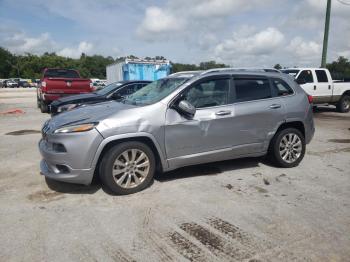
[
  {"x1": 140, "y1": 207, "x2": 174, "y2": 261},
  {"x1": 179, "y1": 222, "x2": 252, "y2": 261},
  {"x1": 168, "y1": 231, "x2": 208, "y2": 262},
  {"x1": 207, "y1": 217, "x2": 263, "y2": 253}
]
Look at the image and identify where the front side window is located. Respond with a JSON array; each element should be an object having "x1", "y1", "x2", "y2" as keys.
[
  {"x1": 118, "y1": 84, "x2": 139, "y2": 96},
  {"x1": 123, "y1": 77, "x2": 189, "y2": 105},
  {"x1": 315, "y1": 70, "x2": 329, "y2": 82},
  {"x1": 271, "y1": 78, "x2": 294, "y2": 96},
  {"x1": 182, "y1": 78, "x2": 230, "y2": 108},
  {"x1": 234, "y1": 78, "x2": 271, "y2": 102},
  {"x1": 297, "y1": 70, "x2": 313, "y2": 83}
]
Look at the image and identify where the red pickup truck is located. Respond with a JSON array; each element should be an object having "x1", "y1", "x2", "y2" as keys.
[{"x1": 37, "y1": 68, "x2": 93, "y2": 113}]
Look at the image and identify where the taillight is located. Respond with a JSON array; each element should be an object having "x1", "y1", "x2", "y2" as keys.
[
  {"x1": 307, "y1": 95, "x2": 313, "y2": 104},
  {"x1": 41, "y1": 81, "x2": 46, "y2": 88}
]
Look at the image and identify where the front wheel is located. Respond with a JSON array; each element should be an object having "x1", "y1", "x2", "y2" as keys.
[
  {"x1": 336, "y1": 95, "x2": 350, "y2": 113},
  {"x1": 269, "y1": 128, "x2": 306, "y2": 168},
  {"x1": 99, "y1": 141, "x2": 156, "y2": 195},
  {"x1": 40, "y1": 101, "x2": 48, "y2": 113}
]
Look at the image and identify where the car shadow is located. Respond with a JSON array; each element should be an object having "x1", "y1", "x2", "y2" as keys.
[
  {"x1": 45, "y1": 157, "x2": 271, "y2": 194},
  {"x1": 155, "y1": 157, "x2": 267, "y2": 182},
  {"x1": 45, "y1": 177, "x2": 101, "y2": 194},
  {"x1": 313, "y1": 106, "x2": 337, "y2": 113}
]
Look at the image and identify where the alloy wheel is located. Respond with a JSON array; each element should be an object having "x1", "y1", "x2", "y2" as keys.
[
  {"x1": 112, "y1": 149, "x2": 150, "y2": 189},
  {"x1": 279, "y1": 133, "x2": 302, "y2": 164}
]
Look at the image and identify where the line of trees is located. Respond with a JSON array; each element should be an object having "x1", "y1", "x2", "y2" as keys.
[{"x1": 1, "y1": 46, "x2": 350, "y2": 80}]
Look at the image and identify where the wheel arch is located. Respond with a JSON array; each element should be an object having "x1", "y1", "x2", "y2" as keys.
[{"x1": 92, "y1": 133, "x2": 167, "y2": 179}]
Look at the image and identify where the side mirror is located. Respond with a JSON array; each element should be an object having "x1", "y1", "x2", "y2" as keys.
[
  {"x1": 177, "y1": 100, "x2": 196, "y2": 118},
  {"x1": 296, "y1": 78, "x2": 306, "y2": 85}
]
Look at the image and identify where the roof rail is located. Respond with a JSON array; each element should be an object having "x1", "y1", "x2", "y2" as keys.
[
  {"x1": 200, "y1": 67, "x2": 281, "y2": 75},
  {"x1": 168, "y1": 70, "x2": 203, "y2": 77}
]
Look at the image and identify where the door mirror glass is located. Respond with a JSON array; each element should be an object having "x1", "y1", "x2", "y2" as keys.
[{"x1": 177, "y1": 100, "x2": 196, "y2": 117}]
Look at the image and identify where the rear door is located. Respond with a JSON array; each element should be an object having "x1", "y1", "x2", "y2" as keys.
[
  {"x1": 314, "y1": 69, "x2": 332, "y2": 103},
  {"x1": 230, "y1": 76, "x2": 286, "y2": 154}
]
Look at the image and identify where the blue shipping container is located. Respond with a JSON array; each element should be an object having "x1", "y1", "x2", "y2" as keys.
[{"x1": 106, "y1": 59, "x2": 171, "y2": 84}]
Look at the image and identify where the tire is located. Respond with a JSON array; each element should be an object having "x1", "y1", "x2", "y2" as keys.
[
  {"x1": 269, "y1": 128, "x2": 306, "y2": 168},
  {"x1": 40, "y1": 101, "x2": 48, "y2": 113},
  {"x1": 99, "y1": 141, "x2": 156, "y2": 195},
  {"x1": 336, "y1": 95, "x2": 350, "y2": 113},
  {"x1": 36, "y1": 97, "x2": 41, "y2": 108}
]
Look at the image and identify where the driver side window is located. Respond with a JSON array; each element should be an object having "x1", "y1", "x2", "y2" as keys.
[{"x1": 182, "y1": 79, "x2": 230, "y2": 108}]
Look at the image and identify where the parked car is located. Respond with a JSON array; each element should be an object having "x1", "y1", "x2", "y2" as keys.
[
  {"x1": 50, "y1": 80, "x2": 151, "y2": 115},
  {"x1": 18, "y1": 80, "x2": 31, "y2": 88},
  {"x1": 37, "y1": 68, "x2": 93, "y2": 113},
  {"x1": 39, "y1": 69, "x2": 314, "y2": 195},
  {"x1": 282, "y1": 68, "x2": 350, "y2": 112},
  {"x1": 4, "y1": 80, "x2": 18, "y2": 88}
]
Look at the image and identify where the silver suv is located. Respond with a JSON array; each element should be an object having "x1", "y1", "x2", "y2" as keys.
[{"x1": 39, "y1": 69, "x2": 315, "y2": 194}]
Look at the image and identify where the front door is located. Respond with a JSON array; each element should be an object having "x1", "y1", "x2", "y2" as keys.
[{"x1": 164, "y1": 77, "x2": 234, "y2": 167}]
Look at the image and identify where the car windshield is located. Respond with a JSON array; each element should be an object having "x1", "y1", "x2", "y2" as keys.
[
  {"x1": 122, "y1": 77, "x2": 189, "y2": 106},
  {"x1": 95, "y1": 82, "x2": 123, "y2": 95},
  {"x1": 281, "y1": 69, "x2": 300, "y2": 78},
  {"x1": 44, "y1": 69, "x2": 80, "y2": 78}
]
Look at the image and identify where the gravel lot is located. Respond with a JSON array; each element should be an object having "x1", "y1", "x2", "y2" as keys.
[{"x1": 0, "y1": 88, "x2": 349, "y2": 262}]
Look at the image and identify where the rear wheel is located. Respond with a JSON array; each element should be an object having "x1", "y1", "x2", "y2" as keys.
[
  {"x1": 336, "y1": 95, "x2": 350, "y2": 113},
  {"x1": 99, "y1": 141, "x2": 156, "y2": 195},
  {"x1": 269, "y1": 128, "x2": 305, "y2": 168}
]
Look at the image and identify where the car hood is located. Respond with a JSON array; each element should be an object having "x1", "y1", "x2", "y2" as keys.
[
  {"x1": 51, "y1": 93, "x2": 101, "y2": 106},
  {"x1": 47, "y1": 101, "x2": 135, "y2": 132}
]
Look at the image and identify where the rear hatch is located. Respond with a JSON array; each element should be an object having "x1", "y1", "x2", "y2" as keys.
[{"x1": 43, "y1": 69, "x2": 92, "y2": 95}]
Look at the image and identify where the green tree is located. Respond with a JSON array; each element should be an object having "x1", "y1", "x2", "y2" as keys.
[{"x1": 274, "y1": 64, "x2": 282, "y2": 70}]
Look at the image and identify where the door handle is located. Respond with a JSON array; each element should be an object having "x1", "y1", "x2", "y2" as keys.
[
  {"x1": 328, "y1": 85, "x2": 331, "y2": 89},
  {"x1": 314, "y1": 85, "x2": 316, "y2": 90},
  {"x1": 269, "y1": 104, "x2": 281, "y2": 109},
  {"x1": 215, "y1": 110, "x2": 231, "y2": 116}
]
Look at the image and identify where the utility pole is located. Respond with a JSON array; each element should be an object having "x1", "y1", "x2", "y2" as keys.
[{"x1": 321, "y1": 0, "x2": 332, "y2": 68}]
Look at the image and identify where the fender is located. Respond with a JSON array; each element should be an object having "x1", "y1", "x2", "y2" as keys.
[{"x1": 90, "y1": 132, "x2": 169, "y2": 172}]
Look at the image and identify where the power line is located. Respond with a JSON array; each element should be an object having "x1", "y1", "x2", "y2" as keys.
[{"x1": 336, "y1": 0, "x2": 350, "y2": 5}]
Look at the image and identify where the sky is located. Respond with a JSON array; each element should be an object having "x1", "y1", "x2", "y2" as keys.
[{"x1": 0, "y1": 0, "x2": 349, "y2": 67}]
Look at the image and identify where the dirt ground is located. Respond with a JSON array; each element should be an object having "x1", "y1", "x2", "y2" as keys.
[{"x1": 0, "y1": 88, "x2": 349, "y2": 262}]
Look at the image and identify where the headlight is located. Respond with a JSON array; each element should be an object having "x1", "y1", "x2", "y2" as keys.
[
  {"x1": 54, "y1": 123, "x2": 98, "y2": 134},
  {"x1": 57, "y1": 103, "x2": 78, "y2": 113}
]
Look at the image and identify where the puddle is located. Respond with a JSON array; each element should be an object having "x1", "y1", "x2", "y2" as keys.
[
  {"x1": 328, "y1": 139, "x2": 350, "y2": 144},
  {"x1": 27, "y1": 190, "x2": 64, "y2": 202},
  {"x1": 5, "y1": 130, "x2": 41, "y2": 136}
]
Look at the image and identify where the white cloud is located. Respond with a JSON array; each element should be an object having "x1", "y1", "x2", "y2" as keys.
[
  {"x1": 287, "y1": 37, "x2": 321, "y2": 58},
  {"x1": 57, "y1": 41, "x2": 94, "y2": 58},
  {"x1": 214, "y1": 27, "x2": 285, "y2": 64},
  {"x1": 0, "y1": 28, "x2": 56, "y2": 54},
  {"x1": 139, "y1": 6, "x2": 184, "y2": 33}
]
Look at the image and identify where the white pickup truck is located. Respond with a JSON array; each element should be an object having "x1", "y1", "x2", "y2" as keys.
[{"x1": 282, "y1": 68, "x2": 350, "y2": 113}]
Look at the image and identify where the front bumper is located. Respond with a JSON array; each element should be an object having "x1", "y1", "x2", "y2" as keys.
[
  {"x1": 38, "y1": 128, "x2": 103, "y2": 185},
  {"x1": 40, "y1": 159, "x2": 94, "y2": 185}
]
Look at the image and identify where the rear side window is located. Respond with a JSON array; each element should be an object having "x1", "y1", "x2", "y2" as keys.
[
  {"x1": 271, "y1": 78, "x2": 294, "y2": 96},
  {"x1": 315, "y1": 70, "x2": 329, "y2": 82},
  {"x1": 297, "y1": 70, "x2": 313, "y2": 83},
  {"x1": 234, "y1": 78, "x2": 271, "y2": 102},
  {"x1": 44, "y1": 69, "x2": 80, "y2": 78}
]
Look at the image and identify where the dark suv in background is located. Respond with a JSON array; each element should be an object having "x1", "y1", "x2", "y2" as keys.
[{"x1": 50, "y1": 80, "x2": 151, "y2": 115}]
